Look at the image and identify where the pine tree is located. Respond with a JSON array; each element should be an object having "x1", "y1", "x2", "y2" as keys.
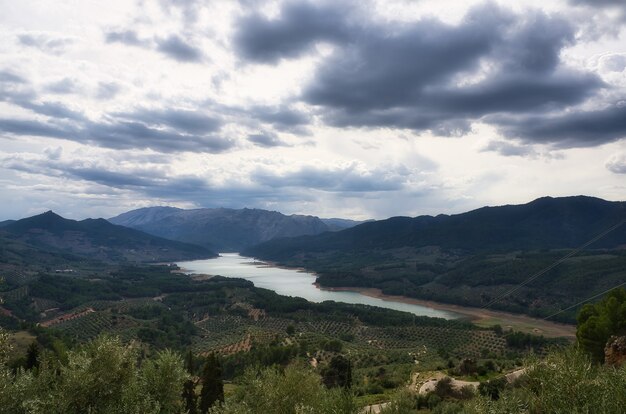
[
  {"x1": 25, "y1": 342, "x2": 40, "y2": 371},
  {"x1": 199, "y1": 353, "x2": 224, "y2": 413},
  {"x1": 183, "y1": 350, "x2": 198, "y2": 414}
]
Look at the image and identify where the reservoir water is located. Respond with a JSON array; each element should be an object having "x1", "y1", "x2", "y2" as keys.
[{"x1": 177, "y1": 253, "x2": 457, "y2": 319}]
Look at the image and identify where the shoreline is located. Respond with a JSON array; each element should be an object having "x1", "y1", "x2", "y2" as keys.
[
  {"x1": 178, "y1": 254, "x2": 576, "y2": 338},
  {"x1": 316, "y1": 284, "x2": 576, "y2": 338}
]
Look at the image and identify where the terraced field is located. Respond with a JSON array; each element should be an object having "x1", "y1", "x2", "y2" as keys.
[
  {"x1": 189, "y1": 312, "x2": 506, "y2": 359},
  {"x1": 49, "y1": 311, "x2": 140, "y2": 341}
]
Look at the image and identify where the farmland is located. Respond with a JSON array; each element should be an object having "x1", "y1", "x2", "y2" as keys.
[{"x1": 0, "y1": 251, "x2": 569, "y2": 403}]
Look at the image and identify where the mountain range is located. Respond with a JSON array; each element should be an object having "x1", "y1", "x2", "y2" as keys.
[
  {"x1": 0, "y1": 211, "x2": 215, "y2": 262},
  {"x1": 109, "y1": 207, "x2": 366, "y2": 251},
  {"x1": 241, "y1": 196, "x2": 626, "y2": 321},
  {"x1": 244, "y1": 196, "x2": 626, "y2": 259}
]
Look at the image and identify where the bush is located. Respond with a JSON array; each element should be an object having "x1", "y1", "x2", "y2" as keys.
[
  {"x1": 465, "y1": 347, "x2": 626, "y2": 413},
  {"x1": 0, "y1": 334, "x2": 188, "y2": 414},
  {"x1": 210, "y1": 364, "x2": 358, "y2": 414}
]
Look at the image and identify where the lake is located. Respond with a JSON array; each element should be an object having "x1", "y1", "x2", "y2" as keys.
[{"x1": 177, "y1": 253, "x2": 458, "y2": 319}]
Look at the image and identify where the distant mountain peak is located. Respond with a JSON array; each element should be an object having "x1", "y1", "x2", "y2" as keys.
[
  {"x1": 3, "y1": 211, "x2": 215, "y2": 262},
  {"x1": 109, "y1": 206, "x2": 366, "y2": 251}
]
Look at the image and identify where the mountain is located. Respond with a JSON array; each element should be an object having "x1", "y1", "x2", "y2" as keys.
[
  {"x1": 321, "y1": 218, "x2": 370, "y2": 231},
  {"x1": 1, "y1": 211, "x2": 216, "y2": 262},
  {"x1": 109, "y1": 207, "x2": 365, "y2": 251},
  {"x1": 244, "y1": 196, "x2": 626, "y2": 259},
  {"x1": 242, "y1": 196, "x2": 626, "y2": 322},
  {"x1": 0, "y1": 220, "x2": 15, "y2": 228}
]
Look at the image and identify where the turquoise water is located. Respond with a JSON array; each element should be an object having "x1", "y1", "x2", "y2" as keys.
[{"x1": 177, "y1": 253, "x2": 458, "y2": 319}]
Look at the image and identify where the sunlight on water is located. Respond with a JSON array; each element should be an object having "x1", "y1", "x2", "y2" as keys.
[{"x1": 178, "y1": 253, "x2": 458, "y2": 319}]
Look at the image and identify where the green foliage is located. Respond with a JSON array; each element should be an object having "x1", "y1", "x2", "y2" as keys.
[
  {"x1": 0, "y1": 328, "x2": 11, "y2": 365},
  {"x1": 505, "y1": 332, "x2": 550, "y2": 350},
  {"x1": 321, "y1": 355, "x2": 352, "y2": 389},
  {"x1": 210, "y1": 365, "x2": 359, "y2": 414},
  {"x1": 200, "y1": 353, "x2": 224, "y2": 413},
  {"x1": 142, "y1": 349, "x2": 189, "y2": 413},
  {"x1": 577, "y1": 288, "x2": 626, "y2": 363},
  {"x1": 465, "y1": 347, "x2": 626, "y2": 413},
  {"x1": 378, "y1": 390, "x2": 417, "y2": 413},
  {"x1": 478, "y1": 377, "x2": 508, "y2": 401},
  {"x1": 0, "y1": 335, "x2": 189, "y2": 414},
  {"x1": 25, "y1": 342, "x2": 39, "y2": 371}
]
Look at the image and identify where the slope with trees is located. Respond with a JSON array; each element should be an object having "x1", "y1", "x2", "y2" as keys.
[
  {"x1": 244, "y1": 196, "x2": 626, "y2": 321},
  {"x1": 1, "y1": 211, "x2": 216, "y2": 262}
]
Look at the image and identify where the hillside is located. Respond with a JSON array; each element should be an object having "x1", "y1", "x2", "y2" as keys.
[
  {"x1": 245, "y1": 196, "x2": 626, "y2": 259},
  {"x1": 109, "y1": 207, "x2": 365, "y2": 251},
  {"x1": 243, "y1": 196, "x2": 626, "y2": 321},
  {"x1": 1, "y1": 211, "x2": 216, "y2": 262}
]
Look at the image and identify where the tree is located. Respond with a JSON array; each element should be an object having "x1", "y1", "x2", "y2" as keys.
[
  {"x1": 183, "y1": 350, "x2": 198, "y2": 414},
  {"x1": 478, "y1": 377, "x2": 507, "y2": 401},
  {"x1": 25, "y1": 342, "x2": 40, "y2": 371},
  {"x1": 142, "y1": 349, "x2": 188, "y2": 413},
  {"x1": 211, "y1": 365, "x2": 358, "y2": 414},
  {"x1": 577, "y1": 287, "x2": 626, "y2": 363},
  {"x1": 200, "y1": 353, "x2": 224, "y2": 413},
  {"x1": 321, "y1": 355, "x2": 352, "y2": 389}
]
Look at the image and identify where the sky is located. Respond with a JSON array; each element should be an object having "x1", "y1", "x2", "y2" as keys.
[{"x1": 0, "y1": 0, "x2": 625, "y2": 221}]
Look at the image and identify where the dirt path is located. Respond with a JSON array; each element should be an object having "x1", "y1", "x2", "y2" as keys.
[
  {"x1": 362, "y1": 403, "x2": 389, "y2": 413},
  {"x1": 320, "y1": 286, "x2": 575, "y2": 338}
]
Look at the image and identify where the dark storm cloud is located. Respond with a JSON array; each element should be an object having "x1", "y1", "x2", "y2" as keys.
[
  {"x1": 253, "y1": 165, "x2": 406, "y2": 192},
  {"x1": 252, "y1": 105, "x2": 310, "y2": 128},
  {"x1": 0, "y1": 70, "x2": 26, "y2": 84},
  {"x1": 20, "y1": 101, "x2": 85, "y2": 121},
  {"x1": 482, "y1": 140, "x2": 537, "y2": 157},
  {"x1": 104, "y1": 29, "x2": 147, "y2": 46},
  {"x1": 105, "y1": 30, "x2": 203, "y2": 63},
  {"x1": 17, "y1": 33, "x2": 74, "y2": 54},
  {"x1": 155, "y1": 35, "x2": 203, "y2": 62},
  {"x1": 1, "y1": 154, "x2": 296, "y2": 208},
  {"x1": 45, "y1": 78, "x2": 78, "y2": 94},
  {"x1": 95, "y1": 82, "x2": 121, "y2": 100},
  {"x1": 0, "y1": 72, "x2": 232, "y2": 152},
  {"x1": 233, "y1": 1, "x2": 351, "y2": 63},
  {"x1": 118, "y1": 108, "x2": 222, "y2": 134},
  {"x1": 491, "y1": 104, "x2": 626, "y2": 147},
  {"x1": 236, "y1": 105, "x2": 312, "y2": 134},
  {"x1": 0, "y1": 110, "x2": 234, "y2": 154},
  {"x1": 301, "y1": 5, "x2": 601, "y2": 133},
  {"x1": 231, "y1": 2, "x2": 614, "y2": 148},
  {"x1": 606, "y1": 154, "x2": 626, "y2": 174},
  {"x1": 247, "y1": 132, "x2": 290, "y2": 148},
  {"x1": 0, "y1": 118, "x2": 75, "y2": 139},
  {"x1": 82, "y1": 119, "x2": 233, "y2": 152},
  {"x1": 570, "y1": 0, "x2": 625, "y2": 6}
]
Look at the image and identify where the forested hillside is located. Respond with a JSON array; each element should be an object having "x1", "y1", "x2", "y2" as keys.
[
  {"x1": 244, "y1": 197, "x2": 626, "y2": 322},
  {"x1": 1, "y1": 211, "x2": 215, "y2": 262}
]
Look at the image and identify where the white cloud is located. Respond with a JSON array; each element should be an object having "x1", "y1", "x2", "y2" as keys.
[{"x1": 0, "y1": 0, "x2": 624, "y2": 221}]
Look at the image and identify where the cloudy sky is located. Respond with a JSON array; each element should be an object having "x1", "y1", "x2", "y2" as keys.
[{"x1": 0, "y1": 0, "x2": 625, "y2": 221}]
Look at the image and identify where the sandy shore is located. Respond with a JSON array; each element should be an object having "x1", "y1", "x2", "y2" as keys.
[
  {"x1": 317, "y1": 285, "x2": 576, "y2": 338},
  {"x1": 173, "y1": 255, "x2": 576, "y2": 338}
]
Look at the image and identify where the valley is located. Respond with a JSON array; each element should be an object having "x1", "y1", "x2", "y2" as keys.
[{"x1": 0, "y1": 196, "x2": 623, "y2": 413}]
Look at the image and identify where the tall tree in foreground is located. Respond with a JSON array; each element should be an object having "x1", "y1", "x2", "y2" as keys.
[
  {"x1": 211, "y1": 365, "x2": 358, "y2": 414},
  {"x1": 183, "y1": 350, "x2": 198, "y2": 414},
  {"x1": 25, "y1": 342, "x2": 40, "y2": 371},
  {"x1": 199, "y1": 353, "x2": 224, "y2": 413},
  {"x1": 577, "y1": 287, "x2": 626, "y2": 362}
]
